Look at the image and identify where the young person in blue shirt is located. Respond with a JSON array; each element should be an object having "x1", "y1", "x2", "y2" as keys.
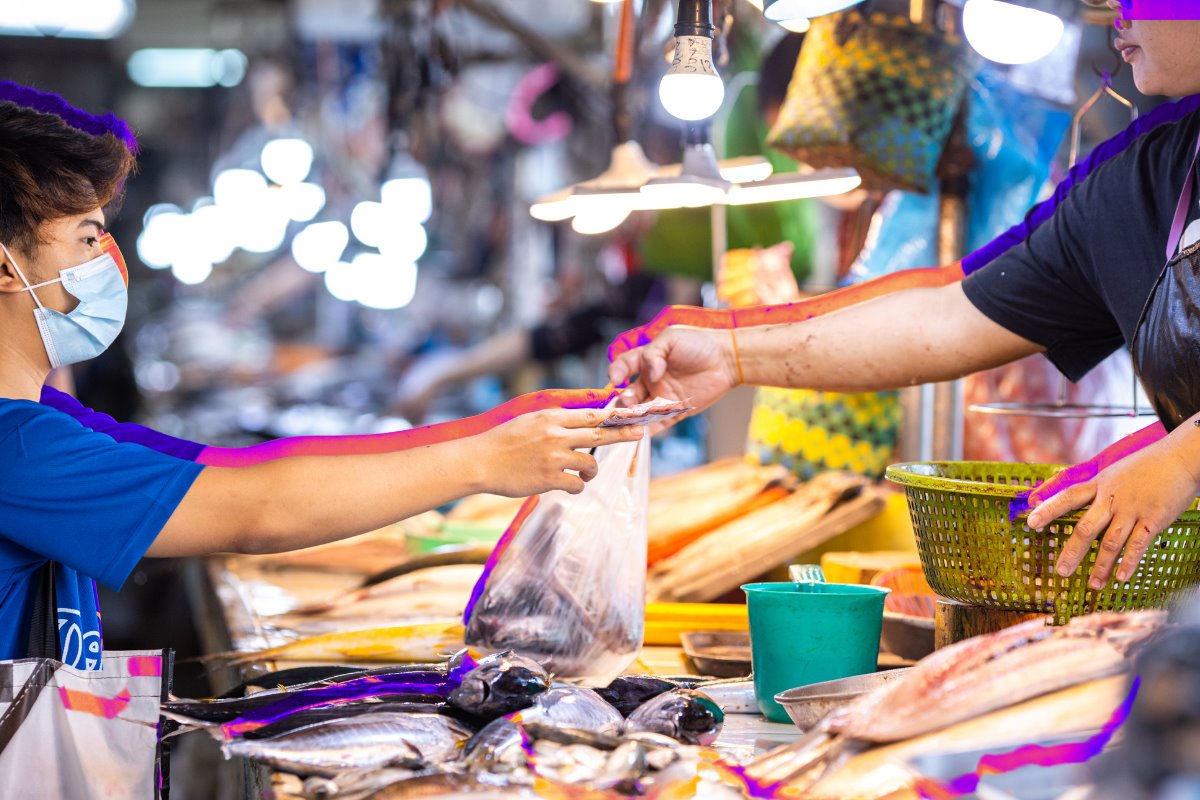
[{"x1": 0, "y1": 83, "x2": 637, "y2": 670}]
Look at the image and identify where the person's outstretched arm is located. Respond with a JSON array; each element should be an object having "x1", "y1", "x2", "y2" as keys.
[
  {"x1": 153, "y1": 407, "x2": 641, "y2": 557},
  {"x1": 197, "y1": 387, "x2": 617, "y2": 467},
  {"x1": 607, "y1": 262, "x2": 966, "y2": 362},
  {"x1": 609, "y1": 281, "x2": 1041, "y2": 418}
]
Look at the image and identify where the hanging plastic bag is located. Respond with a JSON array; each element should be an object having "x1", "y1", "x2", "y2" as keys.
[
  {"x1": 463, "y1": 435, "x2": 650, "y2": 686},
  {"x1": 0, "y1": 649, "x2": 170, "y2": 799}
]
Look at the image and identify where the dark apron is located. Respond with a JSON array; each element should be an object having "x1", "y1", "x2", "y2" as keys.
[{"x1": 1131, "y1": 132, "x2": 1200, "y2": 431}]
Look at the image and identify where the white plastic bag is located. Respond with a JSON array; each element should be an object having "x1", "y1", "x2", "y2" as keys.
[
  {"x1": 463, "y1": 435, "x2": 650, "y2": 686},
  {"x1": 0, "y1": 649, "x2": 169, "y2": 799}
]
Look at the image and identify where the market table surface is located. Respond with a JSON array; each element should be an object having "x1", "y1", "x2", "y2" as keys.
[{"x1": 190, "y1": 556, "x2": 1120, "y2": 800}]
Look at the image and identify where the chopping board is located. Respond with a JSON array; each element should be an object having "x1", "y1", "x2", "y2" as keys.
[{"x1": 804, "y1": 674, "x2": 1129, "y2": 799}]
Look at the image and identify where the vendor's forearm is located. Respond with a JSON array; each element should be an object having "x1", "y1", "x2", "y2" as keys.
[
  {"x1": 608, "y1": 262, "x2": 965, "y2": 360},
  {"x1": 732, "y1": 262, "x2": 966, "y2": 329},
  {"x1": 736, "y1": 283, "x2": 1042, "y2": 392}
]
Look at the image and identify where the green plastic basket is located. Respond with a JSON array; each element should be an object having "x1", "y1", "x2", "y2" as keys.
[{"x1": 885, "y1": 461, "x2": 1200, "y2": 624}]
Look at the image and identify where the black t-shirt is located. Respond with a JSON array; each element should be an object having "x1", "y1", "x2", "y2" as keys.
[{"x1": 962, "y1": 103, "x2": 1200, "y2": 382}]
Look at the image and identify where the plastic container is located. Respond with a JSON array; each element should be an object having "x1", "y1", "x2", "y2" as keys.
[
  {"x1": 886, "y1": 461, "x2": 1200, "y2": 623},
  {"x1": 742, "y1": 582, "x2": 889, "y2": 723}
]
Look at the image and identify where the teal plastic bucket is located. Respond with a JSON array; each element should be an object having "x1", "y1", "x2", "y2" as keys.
[{"x1": 742, "y1": 582, "x2": 889, "y2": 723}]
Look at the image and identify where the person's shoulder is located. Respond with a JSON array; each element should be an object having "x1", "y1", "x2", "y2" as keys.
[
  {"x1": 0, "y1": 397, "x2": 64, "y2": 426},
  {"x1": 1116, "y1": 95, "x2": 1200, "y2": 160},
  {"x1": 0, "y1": 398, "x2": 88, "y2": 444}
]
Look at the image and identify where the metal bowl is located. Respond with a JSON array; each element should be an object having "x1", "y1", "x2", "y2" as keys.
[{"x1": 774, "y1": 668, "x2": 912, "y2": 730}]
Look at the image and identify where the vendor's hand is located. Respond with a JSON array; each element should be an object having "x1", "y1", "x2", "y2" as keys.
[
  {"x1": 608, "y1": 325, "x2": 740, "y2": 431},
  {"x1": 607, "y1": 305, "x2": 734, "y2": 364},
  {"x1": 478, "y1": 408, "x2": 642, "y2": 497},
  {"x1": 1026, "y1": 433, "x2": 1200, "y2": 588}
]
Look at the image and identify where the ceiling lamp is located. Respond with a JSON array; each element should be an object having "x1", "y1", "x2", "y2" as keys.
[
  {"x1": 0, "y1": 0, "x2": 136, "y2": 39},
  {"x1": 725, "y1": 168, "x2": 861, "y2": 205},
  {"x1": 641, "y1": 128, "x2": 730, "y2": 208},
  {"x1": 763, "y1": 0, "x2": 865, "y2": 21},
  {"x1": 659, "y1": 1, "x2": 725, "y2": 122},
  {"x1": 962, "y1": 0, "x2": 1066, "y2": 65}
]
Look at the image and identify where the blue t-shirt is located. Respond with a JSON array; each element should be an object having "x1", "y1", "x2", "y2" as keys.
[
  {"x1": 0, "y1": 399, "x2": 203, "y2": 668},
  {"x1": 39, "y1": 386, "x2": 206, "y2": 461}
]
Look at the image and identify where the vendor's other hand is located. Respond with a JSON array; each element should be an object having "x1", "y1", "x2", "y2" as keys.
[
  {"x1": 608, "y1": 325, "x2": 739, "y2": 433},
  {"x1": 1027, "y1": 434, "x2": 1200, "y2": 589},
  {"x1": 479, "y1": 408, "x2": 642, "y2": 497}
]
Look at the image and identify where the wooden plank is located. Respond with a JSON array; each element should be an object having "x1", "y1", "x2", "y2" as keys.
[
  {"x1": 653, "y1": 485, "x2": 886, "y2": 603},
  {"x1": 934, "y1": 599, "x2": 1047, "y2": 650}
]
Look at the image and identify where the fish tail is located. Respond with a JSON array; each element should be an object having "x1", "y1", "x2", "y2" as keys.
[{"x1": 742, "y1": 730, "x2": 844, "y2": 790}]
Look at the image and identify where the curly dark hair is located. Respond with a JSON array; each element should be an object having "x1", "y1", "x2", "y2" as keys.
[{"x1": 0, "y1": 82, "x2": 138, "y2": 254}]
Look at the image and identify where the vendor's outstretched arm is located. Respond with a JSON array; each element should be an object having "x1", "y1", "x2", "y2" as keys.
[
  {"x1": 609, "y1": 282, "x2": 1041, "y2": 418},
  {"x1": 197, "y1": 387, "x2": 617, "y2": 467},
  {"x1": 607, "y1": 262, "x2": 965, "y2": 362}
]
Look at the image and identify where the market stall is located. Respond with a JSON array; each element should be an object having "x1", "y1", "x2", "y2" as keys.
[{"x1": 4, "y1": 0, "x2": 1200, "y2": 798}]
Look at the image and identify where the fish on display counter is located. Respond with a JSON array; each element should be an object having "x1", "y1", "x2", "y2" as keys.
[
  {"x1": 624, "y1": 689, "x2": 725, "y2": 746},
  {"x1": 741, "y1": 610, "x2": 1168, "y2": 792},
  {"x1": 224, "y1": 712, "x2": 473, "y2": 778},
  {"x1": 462, "y1": 687, "x2": 627, "y2": 771},
  {"x1": 171, "y1": 644, "x2": 727, "y2": 794},
  {"x1": 447, "y1": 652, "x2": 551, "y2": 720},
  {"x1": 164, "y1": 653, "x2": 478, "y2": 729},
  {"x1": 208, "y1": 621, "x2": 466, "y2": 665}
]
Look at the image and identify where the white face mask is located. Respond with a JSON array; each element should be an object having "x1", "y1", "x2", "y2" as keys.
[{"x1": 1, "y1": 238, "x2": 129, "y2": 369}]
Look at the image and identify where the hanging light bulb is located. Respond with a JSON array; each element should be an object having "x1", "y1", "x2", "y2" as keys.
[
  {"x1": 762, "y1": 0, "x2": 865, "y2": 20},
  {"x1": 659, "y1": 1, "x2": 725, "y2": 122},
  {"x1": 962, "y1": 0, "x2": 1065, "y2": 65}
]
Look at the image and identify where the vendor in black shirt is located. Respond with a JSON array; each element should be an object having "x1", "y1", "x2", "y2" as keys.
[{"x1": 610, "y1": 5, "x2": 1200, "y2": 591}]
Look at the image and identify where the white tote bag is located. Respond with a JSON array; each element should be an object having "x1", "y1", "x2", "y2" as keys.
[{"x1": 0, "y1": 649, "x2": 170, "y2": 799}]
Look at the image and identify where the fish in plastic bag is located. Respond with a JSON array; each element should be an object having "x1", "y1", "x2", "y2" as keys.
[{"x1": 463, "y1": 435, "x2": 650, "y2": 686}]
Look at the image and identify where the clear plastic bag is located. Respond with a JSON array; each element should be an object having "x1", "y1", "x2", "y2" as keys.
[{"x1": 463, "y1": 435, "x2": 650, "y2": 686}]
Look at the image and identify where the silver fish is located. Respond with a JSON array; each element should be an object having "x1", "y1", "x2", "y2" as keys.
[
  {"x1": 462, "y1": 687, "x2": 626, "y2": 770},
  {"x1": 225, "y1": 712, "x2": 472, "y2": 778},
  {"x1": 625, "y1": 689, "x2": 724, "y2": 745},
  {"x1": 512, "y1": 687, "x2": 625, "y2": 734}
]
